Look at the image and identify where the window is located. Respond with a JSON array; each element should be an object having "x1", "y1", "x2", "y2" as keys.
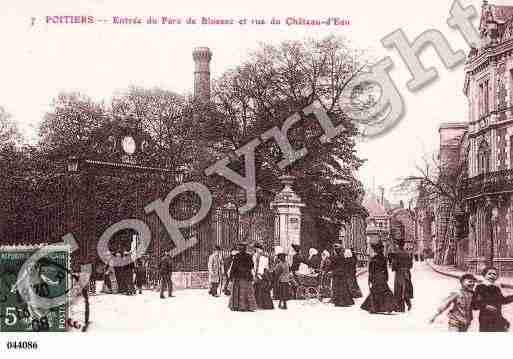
[
  {"x1": 478, "y1": 140, "x2": 490, "y2": 174},
  {"x1": 479, "y1": 83, "x2": 484, "y2": 118},
  {"x1": 478, "y1": 80, "x2": 490, "y2": 118},
  {"x1": 484, "y1": 80, "x2": 489, "y2": 115}
]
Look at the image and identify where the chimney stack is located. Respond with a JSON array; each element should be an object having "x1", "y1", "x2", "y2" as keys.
[{"x1": 193, "y1": 47, "x2": 212, "y2": 102}]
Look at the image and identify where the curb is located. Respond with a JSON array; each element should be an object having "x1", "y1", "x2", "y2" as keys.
[
  {"x1": 427, "y1": 260, "x2": 513, "y2": 290},
  {"x1": 426, "y1": 260, "x2": 460, "y2": 280}
]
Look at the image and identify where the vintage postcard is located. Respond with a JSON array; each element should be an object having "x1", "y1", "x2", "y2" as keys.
[{"x1": 1, "y1": 0, "x2": 513, "y2": 357}]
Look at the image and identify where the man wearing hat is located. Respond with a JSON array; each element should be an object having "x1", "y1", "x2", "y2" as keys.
[
  {"x1": 159, "y1": 250, "x2": 174, "y2": 299},
  {"x1": 252, "y1": 242, "x2": 273, "y2": 309},
  {"x1": 208, "y1": 245, "x2": 224, "y2": 297},
  {"x1": 222, "y1": 247, "x2": 238, "y2": 296},
  {"x1": 290, "y1": 244, "x2": 304, "y2": 299},
  {"x1": 391, "y1": 240, "x2": 414, "y2": 311}
]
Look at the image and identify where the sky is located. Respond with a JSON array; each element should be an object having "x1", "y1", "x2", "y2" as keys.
[{"x1": 0, "y1": 0, "x2": 495, "y2": 202}]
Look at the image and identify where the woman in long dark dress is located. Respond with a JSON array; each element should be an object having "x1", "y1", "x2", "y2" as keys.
[
  {"x1": 361, "y1": 242, "x2": 397, "y2": 314},
  {"x1": 328, "y1": 245, "x2": 354, "y2": 307},
  {"x1": 392, "y1": 241, "x2": 413, "y2": 312},
  {"x1": 345, "y1": 249, "x2": 362, "y2": 299},
  {"x1": 229, "y1": 243, "x2": 257, "y2": 312},
  {"x1": 472, "y1": 266, "x2": 513, "y2": 331}
]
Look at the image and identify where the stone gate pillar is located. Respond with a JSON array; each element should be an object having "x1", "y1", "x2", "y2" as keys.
[{"x1": 270, "y1": 175, "x2": 305, "y2": 255}]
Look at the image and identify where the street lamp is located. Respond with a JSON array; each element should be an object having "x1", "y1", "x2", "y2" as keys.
[{"x1": 67, "y1": 156, "x2": 79, "y2": 173}]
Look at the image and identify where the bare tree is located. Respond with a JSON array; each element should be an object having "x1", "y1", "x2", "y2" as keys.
[{"x1": 394, "y1": 138, "x2": 470, "y2": 265}]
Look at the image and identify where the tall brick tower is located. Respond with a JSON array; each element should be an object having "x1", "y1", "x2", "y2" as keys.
[{"x1": 192, "y1": 47, "x2": 212, "y2": 102}]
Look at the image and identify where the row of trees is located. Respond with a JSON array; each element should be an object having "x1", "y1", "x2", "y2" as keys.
[{"x1": 1, "y1": 36, "x2": 371, "y2": 246}]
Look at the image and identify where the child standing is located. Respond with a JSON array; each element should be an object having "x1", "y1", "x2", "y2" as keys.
[
  {"x1": 473, "y1": 267, "x2": 513, "y2": 332},
  {"x1": 429, "y1": 273, "x2": 476, "y2": 332},
  {"x1": 274, "y1": 252, "x2": 291, "y2": 309}
]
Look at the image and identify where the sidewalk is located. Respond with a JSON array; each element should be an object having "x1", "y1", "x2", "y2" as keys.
[{"x1": 427, "y1": 259, "x2": 513, "y2": 290}]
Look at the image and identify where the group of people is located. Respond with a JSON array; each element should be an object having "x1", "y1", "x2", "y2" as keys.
[
  {"x1": 360, "y1": 240, "x2": 414, "y2": 314},
  {"x1": 205, "y1": 241, "x2": 369, "y2": 311},
  {"x1": 99, "y1": 238, "x2": 513, "y2": 332},
  {"x1": 206, "y1": 242, "x2": 292, "y2": 310},
  {"x1": 101, "y1": 253, "x2": 147, "y2": 296},
  {"x1": 430, "y1": 266, "x2": 513, "y2": 332}
]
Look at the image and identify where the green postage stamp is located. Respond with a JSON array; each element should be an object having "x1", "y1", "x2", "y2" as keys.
[{"x1": 0, "y1": 245, "x2": 70, "y2": 332}]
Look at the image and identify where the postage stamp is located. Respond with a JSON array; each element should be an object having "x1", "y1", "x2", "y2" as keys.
[{"x1": 0, "y1": 245, "x2": 70, "y2": 332}]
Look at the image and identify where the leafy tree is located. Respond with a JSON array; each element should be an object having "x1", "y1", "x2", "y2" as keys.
[
  {"x1": 197, "y1": 36, "x2": 368, "y2": 224},
  {"x1": 39, "y1": 92, "x2": 109, "y2": 160}
]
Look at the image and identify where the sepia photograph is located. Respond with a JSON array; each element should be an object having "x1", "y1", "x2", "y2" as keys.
[{"x1": 1, "y1": 0, "x2": 512, "y2": 357}]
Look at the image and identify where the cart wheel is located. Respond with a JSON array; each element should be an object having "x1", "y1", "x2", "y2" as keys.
[{"x1": 305, "y1": 287, "x2": 319, "y2": 299}]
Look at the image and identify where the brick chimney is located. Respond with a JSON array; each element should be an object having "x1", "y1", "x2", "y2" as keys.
[{"x1": 193, "y1": 47, "x2": 212, "y2": 102}]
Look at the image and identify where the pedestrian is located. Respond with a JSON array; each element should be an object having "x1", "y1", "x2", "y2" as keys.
[
  {"x1": 229, "y1": 242, "x2": 257, "y2": 312},
  {"x1": 134, "y1": 259, "x2": 147, "y2": 294},
  {"x1": 327, "y1": 244, "x2": 354, "y2": 307},
  {"x1": 125, "y1": 251, "x2": 136, "y2": 296},
  {"x1": 429, "y1": 273, "x2": 477, "y2": 332},
  {"x1": 319, "y1": 249, "x2": 332, "y2": 300},
  {"x1": 360, "y1": 242, "x2": 397, "y2": 314},
  {"x1": 273, "y1": 252, "x2": 291, "y2": 309},
  {"x1": 223, "y1": 248, "x2": 238, "y2": 296},
  {"x1": 271, "y1": 246, "x2": 283, "y2": 300},
  {"x1": 252, "y1": 243, "x2": 273, "y2": 309},
  {"x1": 159, "y1": 250, "x2": 174, "y2": 299},
  {"x1": 392, "y1": 240, "x2": 414, "y2": 312},
  {"x1": 108, "y1": 257, "x2": 118, "y2": 293},
  {"x1": 290, "y1": 244, "x2": 304, "y2": 298},
  {"x1": 345, "y1": 248, "x2": 362, "y2": 299},
  {"x1": 113, "y1": 252, "x2": 126, "y2": 294},
  {"x1": 291, "y1": 244, "x2": 304, "y2": 273},
  {"x1": 101, "y1": 260, "x2": 113, "y2": 294},
  {"x1": 472, "y1": 266, "x2": 513, "y2": 332},
  {"x1": 207, "y1": 245, "x2": 224, "y2": 297}
]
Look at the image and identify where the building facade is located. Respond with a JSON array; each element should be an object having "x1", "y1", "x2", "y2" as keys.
[
  {"x1": 362, "y1": 189, "x2": 392, "y2": 255},
  {"x1": 390, "y1": 206, "x2": 416, "y2": 253},
  {"x1": 419, "y1": 2, "x2": 513, "y2": 275}
]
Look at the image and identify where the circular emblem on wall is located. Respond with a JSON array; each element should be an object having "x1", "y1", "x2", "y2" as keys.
[{"x1": 121, "y1": 136, "x2": 136, "y2": 155}]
